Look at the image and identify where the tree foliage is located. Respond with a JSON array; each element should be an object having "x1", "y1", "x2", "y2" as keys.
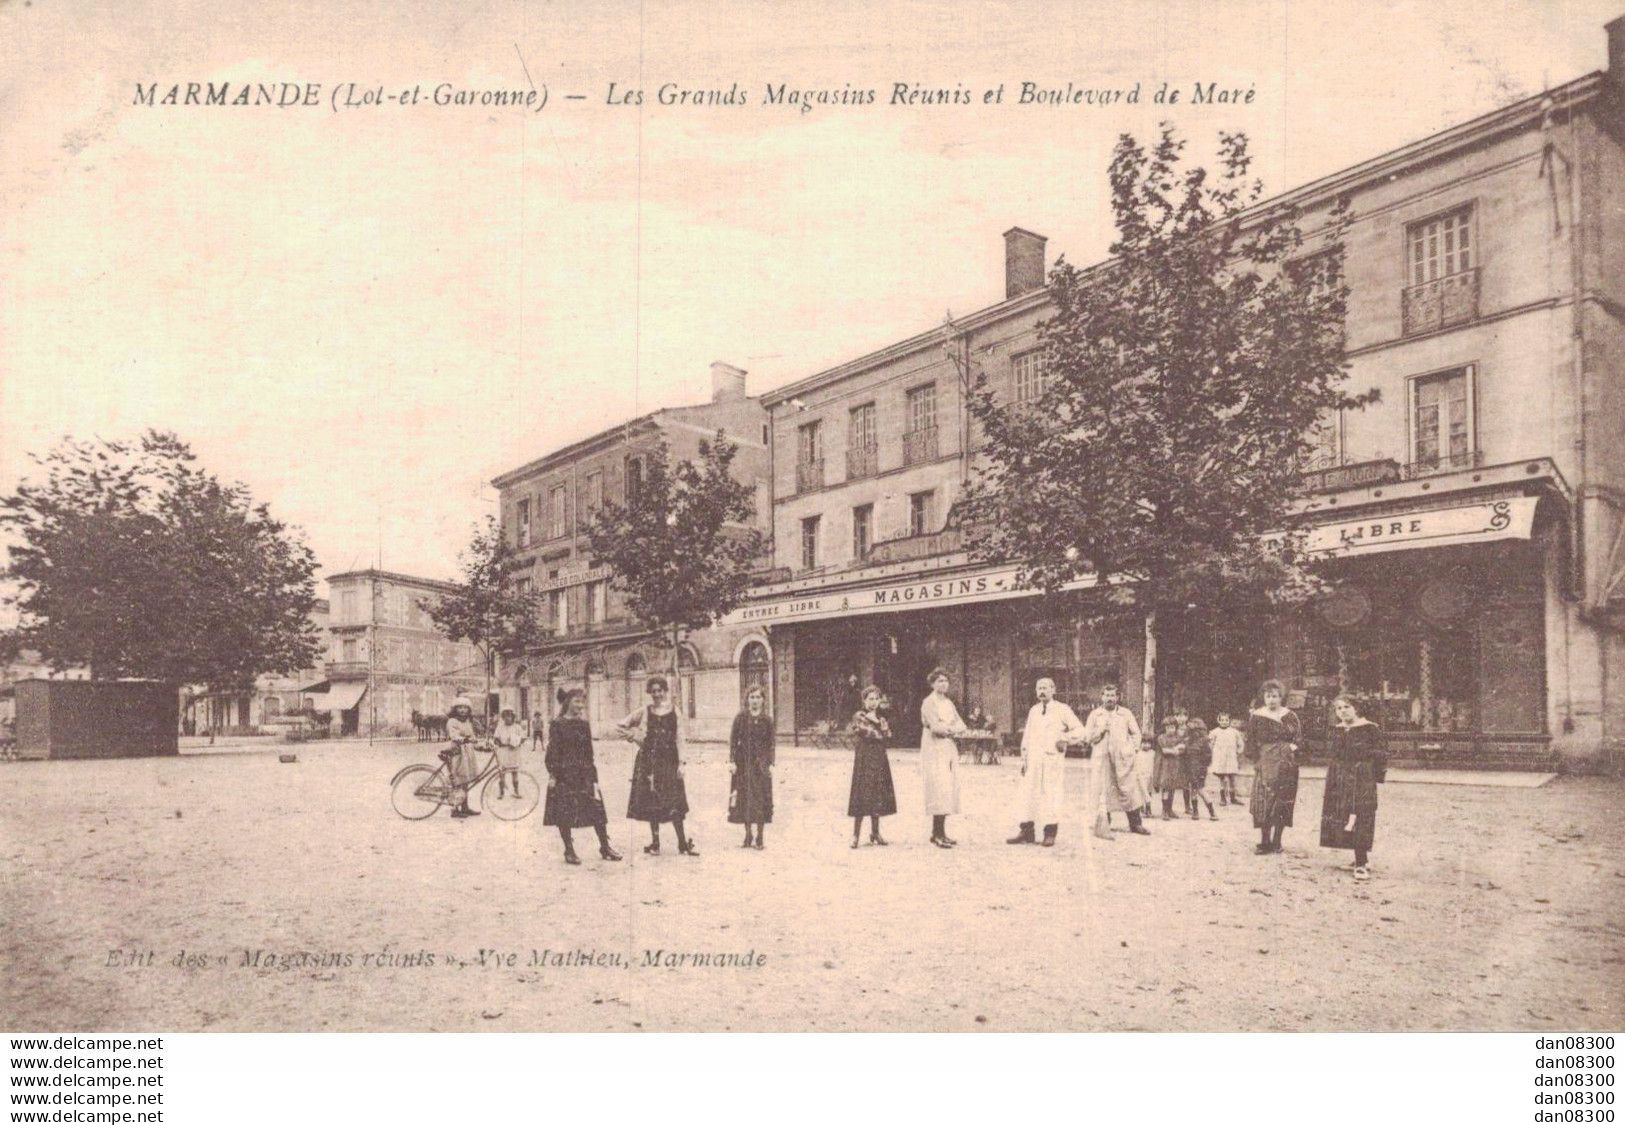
[
  {"x1": 585, "y1": 435, "x2": 763, "y2": 668},
  {"x1": 961, "y1": 126, "x2": 1375, "y2": 627},
  {"x1": 0, "y1": 430, "x2": 321, "y2": 687},
  {"x1": 422, "y1": 515, "x2": 550, "y2": 698}
]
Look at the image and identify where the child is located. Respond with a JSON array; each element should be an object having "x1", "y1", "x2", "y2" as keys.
[
  {"x1": 1209, "y1": 712, "x2": 1245, "y2": 806},
  {"x1": 1185, "y1": 716, "x2": 1217, "y2": 820},
  {"x1": 848, "y1": 686, "x2": 896, "y2": 847},
  {"x1": 491, "y1": 707, "x2": 527, "y2": 799},
  {"x1": 1153, "y1": 716, "x2": 1188, "y2": 820}
]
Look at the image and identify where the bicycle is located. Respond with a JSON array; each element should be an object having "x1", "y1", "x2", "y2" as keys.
[{"x1": 389, "y1": 738, "x2": 540, "y2": 822}]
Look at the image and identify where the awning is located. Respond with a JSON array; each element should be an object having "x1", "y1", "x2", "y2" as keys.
[
  {"x1": 1291, "y1": 496, "x2": 1539, "y2": 559},
  {"x1": 295, "y1": 679, "x2": 330, "y2": 694},
  {"x1": 321, "y1": 681, "x2": 368, "y2": 712}
]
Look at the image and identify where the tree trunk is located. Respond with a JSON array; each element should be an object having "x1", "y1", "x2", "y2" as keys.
[
  {"x1": 484, "y1": 649, "x2": 494, "y2": 727},
  {"x1": 671, "y1": 624, "x2": 682, "y2": 712},
  {"x1": 1141, "y1": 607, "x2": 1158, "y2": 734}
]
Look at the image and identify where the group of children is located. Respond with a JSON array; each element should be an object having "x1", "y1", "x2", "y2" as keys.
[{"x1": 1143, "y1": 707, "x2": 1247, "y2": 822}]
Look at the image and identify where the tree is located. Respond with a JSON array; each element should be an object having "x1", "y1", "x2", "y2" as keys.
[
  {"x1": 960, "y1": 126, "x2": 1375, "y2": 718},
  {"x1": 0, "y1": 430, "x2": 321, "y2": 688},
  {"x1": 421, "y1": 516, "x2": 550, "y2": 720},
  {"x1": 585, "y1": 435, "x2": 763, "y2": 690}
]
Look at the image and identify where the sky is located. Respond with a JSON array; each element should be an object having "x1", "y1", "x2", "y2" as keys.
[{"x1": 2, "y1": 0, "x2": 1619, "y2": 592}]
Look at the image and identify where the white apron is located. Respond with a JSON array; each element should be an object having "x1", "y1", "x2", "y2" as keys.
[
  {"x1": 1015, "y1": 699, "x2": 1084, "y2": 826},
  {"x1": 919, "y1": 693, "x2": 963, "y2": 815}
]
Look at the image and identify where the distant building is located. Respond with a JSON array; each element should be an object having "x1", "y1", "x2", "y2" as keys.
[
  {"x1": 0, "y1": 651, "x2": 88, "y2": 731},
  {"x1": 184, "y1": 600, "x2": 332, "y2": 736},
  {"x1": 319, "y1": 571, "x2": 486, "y2": 736},
  {"x1": 491, "y1": 363, "x2": 772, "y2": 740}
]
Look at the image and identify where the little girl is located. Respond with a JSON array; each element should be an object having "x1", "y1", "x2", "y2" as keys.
[
  {"x1": 1153, "y1": 716, "x2": 1188, "y2": 819},
  {"x1": 1208, "y1": 712, "x2": 1245, "y2": 806}
]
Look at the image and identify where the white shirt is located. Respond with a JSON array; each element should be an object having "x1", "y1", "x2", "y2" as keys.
[{"x1": 1020, "y1": 699, "x2": 1085, "y2": 759}]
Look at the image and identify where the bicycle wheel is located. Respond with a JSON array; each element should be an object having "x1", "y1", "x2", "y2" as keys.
[
  {"x1": 481, "y1": 769, "x2": 541, "y2": 821},
  {"x1": 391, "y1": 764, "x2": 449, "y2": 820}
]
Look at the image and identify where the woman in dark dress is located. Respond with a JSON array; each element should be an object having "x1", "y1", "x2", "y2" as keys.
[
  {"x1": 847, "y1": 685, "x2": 897, "y2": 848},
  {"x1": 728, "y1": 686, "x2": 775, "y2": 849},
  {"x1": 543, "y1": 688, "x2": 622, "y2": 865},
  {"x1": 617, "y1": 676, "x2": 697, "y2": 857},
  {"x1": 1247, "y1": 679, "x2": 1301, "y2": 854},
  {"x1": 1319, "y1": 696, "x2": 1388, "y2": 881}
]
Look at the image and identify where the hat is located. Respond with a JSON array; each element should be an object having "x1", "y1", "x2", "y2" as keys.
[{"x1": 452, "y1": 696, "x2": 473, "y2": 711}]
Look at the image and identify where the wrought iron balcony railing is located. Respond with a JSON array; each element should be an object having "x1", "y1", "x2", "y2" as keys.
[
  {"x1": 1297, "y1": 458, "x2": 1401, "y2": 493},
  {"x1": 1401, "y1": 268, "x2": 1479, "y2": 337},
  {"x1": 903, "y1": 426, "x2": 939, "y2": 466},
  {"x1": 845, "y1": 443, "x2": 878, "y2": 480},
  {"x1": 1401, "y1": 449, "x2": 1485, "y2": 479},
  {"x1": 795, "y1": 458, "x2": 824, "y2": 494}
]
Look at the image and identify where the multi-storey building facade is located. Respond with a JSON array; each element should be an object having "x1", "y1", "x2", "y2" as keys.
[
  {"x1": 728, "y1": 18, "x2": 1625, "y2": 770},
  {"x1": 321, "y1": 570, "x2": 486, "y2": 736},
  {"x1": 491, "y1": 364, "x2": 772, "y2": 741}
]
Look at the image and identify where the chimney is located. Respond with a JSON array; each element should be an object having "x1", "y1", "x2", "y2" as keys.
[
  {"x1": 1003, "y1": 227, "x2": 1047, "y2": 299},
  {"x1": 710, "y1": 361, "x2": 747, "y2": 403},
  {"x1": 1608, "y1": 15, "x2": 1625, "y2": 93}
]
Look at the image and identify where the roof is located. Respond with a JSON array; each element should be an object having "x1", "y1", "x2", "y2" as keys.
[
  {"x1": 763, "y1": 72, "x2": 1607, "y2": 408},
  {"x1": 325, "y1": 568, "x2": 458, "y2": 592}
]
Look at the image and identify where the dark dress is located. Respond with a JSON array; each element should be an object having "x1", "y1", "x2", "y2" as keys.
[
  {"x1": 1185, "y1": 721, "x2": 1212, "y2": 790},
  {"x1": 846, "y1": 710, "x2": 897, "y2": 818},
  {"x1": 542, "y1": 717, "x2": 608, "y2": 828},
  {"x1": 1152, "y1": 731, "x2": 1188, "y2": 792},
  {"x1": 626, "y1": 708, "x2": 689, "y2": 823},
  {"x1": 1248, "y1": 708, "x2": 1301, "y2": 828},
  {"x1": 728, "y1": 712, "x2": 775, "y2": 824},
  {"x1": 1319, "y1": 720, "x2": 1387, "y2": 853}
]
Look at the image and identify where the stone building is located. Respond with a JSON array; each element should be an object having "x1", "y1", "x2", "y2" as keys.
[
  {"x1": 318, "y1": 570, "x2": 486, "y2": 736},
  {"x1": 491, "y1": 363, "x2": 772, "y2": 742},
  {"x1": 729, "y1": 17, "x2": 1625, "y2": 770}
]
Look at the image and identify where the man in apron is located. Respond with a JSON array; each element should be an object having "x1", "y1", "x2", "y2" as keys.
[{"x1": 1007, "y1": 677, "x2": 1085, "y2": 847}]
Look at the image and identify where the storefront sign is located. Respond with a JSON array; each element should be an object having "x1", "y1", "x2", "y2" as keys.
[
  {"x1": 721, "y1": 564, "x2": 1096, "y2": 627},
  {"x1": 536, "y1": 565, "x2": 610, "y2": 593},
  {"x1": 1296, "y1": 497, "x2": 1538, "y2": 558}
]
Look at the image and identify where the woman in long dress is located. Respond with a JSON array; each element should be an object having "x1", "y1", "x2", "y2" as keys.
[
  {"x1": 920, "y1": 668, "x2": 967, "y2": 848},
  {"x1": 847, "y1": 685, "x2": 896, "y2": 848},
  {"x1": 543, "y1": 688, "x2": 622, "y2": 865},
  {"x1": 1247, "y1": 679, "x2": 1301, "y2": 854},
  {"x1": 617, "y1": 675, "x2": 697, "y2": 857},
  {"x1": 728, "y1": 686, "x2": 775, "y2": 849},
  {"x1": 1319, "y1": 696, "x2": 1388, "y2": 881}
]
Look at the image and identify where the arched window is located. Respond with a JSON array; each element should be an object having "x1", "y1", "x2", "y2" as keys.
[
  {"x1": 586, "y1": 659, "x2": 608, "y2": 724},
  {"x1": 677, "y1": 646, "x2": 699, "y2": 720},
  {"x1": 739, "y1": 641, "x2": 770, "y2": 709}
]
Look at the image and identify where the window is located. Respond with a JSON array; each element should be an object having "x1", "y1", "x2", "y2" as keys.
[
  {"x1": 549, "y1": 588, "x2": 568, "y2": 635},
  {"x1": 1012, "y1": 350, "x2": 1051, "y2": 406},
  {"x1": 626, "y1": 456, "x2": 644, "y2": 505},
  {"x1": 583, "y1": 470, "x2": 603, "y2": 517},
  {"x1": 849, "y1": 403, "x2": 876, "y2": 450},
  {"x1": 797, "y1": 421, "x2": 822, "y2": 464},
  {"x1": 853, "y1": 504, "x2": 873, "y2": 560},
  {"x1": 1407, "y1": 207, "x2": 1472, "y2": 286},
  {"x1": 549, "y1": 485, "x2": 567, "y2": 538},
  {"x1": 906, "y1": 384, "x2": 937, "y2": 433},
  {"x1": 516, "y1": 498, "x2": 531, "y2": 547},
  {"x1": 801, "y1": 515, "x2": 820, "y2": 571},
  {"x1": 514, "y1": 575, "x2": 532, "y2": 597},
  {"x1": 1410, "y1": 366, "x2": 1475, "y2": 471},
  {"x1": 338, "y1": 589, "x2": 357, "y2": 622},
  {"x1": 909, "y1": 490, "x2": 935, "y2": 537},
  {"x1": 586, "y1": 579, "x2": 607, "y2": 624},
  {"x1": 342, "y1": 638, "x2": 358, "y2": 663}
]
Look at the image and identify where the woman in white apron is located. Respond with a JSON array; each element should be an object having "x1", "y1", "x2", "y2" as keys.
[{"x1": 919, "y1": 668, "x2": 968, "y2": 848}]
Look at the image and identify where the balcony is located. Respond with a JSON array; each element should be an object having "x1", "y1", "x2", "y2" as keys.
[
  {"x1": 845, "y1": 443, "x2": 878, "y2": 480},
  {"x1": 1401, "y1": 449, "x2": 1485, "y2": 479},
  {"x1": 1298, "y1": 458, "x2": 1401, "y2": 494},
  {"x1": 1401, "y1": 268, "x2": 1479, "y2": 337},
  {"x1": 903, "y1": 426, "x2": 939, "y2": 466},
  {"x1": 325, "y1": 661, "x2": 370, "y2": 680},
  {"x1": 795, "y1": 458, "x2": 824, "y2": 494}
]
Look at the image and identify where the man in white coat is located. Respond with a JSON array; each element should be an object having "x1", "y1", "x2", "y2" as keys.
[
  {"x1": 1007, "y1": 678, "x2": 1085, "y2": 847},
  {"x1": 1083, "y1": 683, "x2": 1152, "y2": 840}
]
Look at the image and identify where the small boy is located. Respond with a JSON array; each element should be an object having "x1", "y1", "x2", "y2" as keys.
[
  {"x1": 1208, "y1": 712, "x2": 1245, "y2": 806},
  {"x1": 1185, "y1": 716, "x2": 1217, "y2": 820},
  {"x1": 1153, "y1": 716, "x2": 1187, "y2": 820}
]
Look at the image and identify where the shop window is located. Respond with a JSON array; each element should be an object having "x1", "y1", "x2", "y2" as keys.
[
  {"x1": 1409, "y1": 366, "x2": 1475, "y2": 472},
  {"x1": 739, "y1": 641, "x2": 770, "y2": 707}
]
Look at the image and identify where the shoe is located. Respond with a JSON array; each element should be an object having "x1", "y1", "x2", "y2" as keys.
[
  {"x1": 462, "y1": 807, "x2": 480, "y2": 817},
  {"x1": 1041, "y1": 826, "x2": 1057, "y2": 847},
  {"x1": 1130, "y1": 825, "x2": 1151, "y2": 836},
  {"x1": 852, "y1": 838, "x2": 861, "y2": 849},
  {"x1": 678, "y1": 842, "x2": 699, "y2": 857},
  {"x1": 930, "y1": 835, "x2": 953, "y2": 849},
  {"x1": 940, "y1": 834, "x2": 958, "y2": 847},
  {"x1": 1161, "y1": 811, "x2": 1172, "y2": 821},
  {"x1": 1209, "y1": 811, "x2": 1219, "y2": 821},
  {"x1": 1255, "y1": 843, "x2": 1273, "y2": 854},
  {"x1": 450, "y1": 807, "x2": 470, "y2": 819},
  {"x1": 643, "y1": 842, "x2": 660, "y2": 855},
  {"x1": 563, "y1": 851, "x2": 581, "y2": 866},
  {"x1": 741, "y1": 837, "x2": 754, "y2": 848},
  {"x1": 752, "y1": 840, "x2": 764, "y2": 851},
  {"x1": 1189, "y1": 808, "x2": 1200, "y2": 820},
  {"x1": 599, "y1": 846, "x2": 623, "y2": 862},
  {"x1": 870, "y1": 833, "x2": 888, "y2": 846},
  {"x1": 1007, "y1": 823, "x2": 1036, "y2": 845},
  {"x1": 1353, "y1": 865, "x2": 1371, "y2": 881}
]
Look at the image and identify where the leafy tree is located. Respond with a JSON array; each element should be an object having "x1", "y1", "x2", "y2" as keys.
[
  {"x1": 421, "y1": 515, "x2": 550, "y2": 720},
  {"x1": 585, "y1": 435, "x2": 763, "y2": 686},
  {"x1": 960, "y1": 126, "x2": 1375, "y2": 716},
  {"x1": 0, "y1": 430, "x2": 321, "y2": 687}
]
